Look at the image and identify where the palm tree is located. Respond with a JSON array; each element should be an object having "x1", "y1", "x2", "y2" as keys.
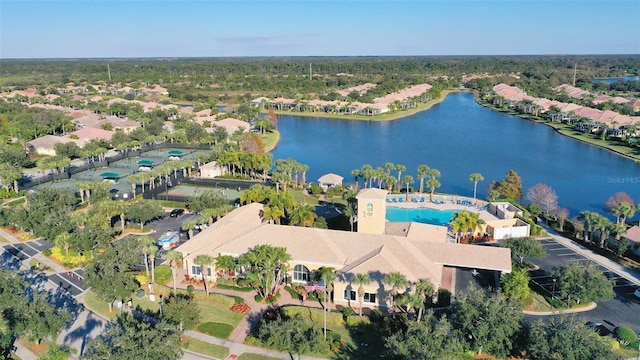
[
  {"x1": 426, "y1": 168, "x2": 441, "y2": 202},
  {"x1": 402, "y1": 175, "x2": 414, "y2": 201},
  {"x1": 315, "y1": 267, "x2": 336, "y2": 340},
  {"x1": 54, "y1": 233, "x2": 72, "y2": 256},
  {"x1": 414, "y1": 278, "x2": 435, "y2": 322},
  {"x1": 395, "y1": 164, "x2": 406, "y2": 185},
  {"x1": 289, "y1": 204, "x2": 317, "y2": 227},
  {"x1": 181, "y1": 219, "x2": 197, "y2": 239},
  {"x1": 578, "y1": 211, "x2": 599, "y2": 245},
  {"x1": 384, "y1": 162, "x2": 395, "y2": 177},
  {"x1": 469, "y1": 173, "x2": 484, "y2": 201},
  {"x1": 194, "y1": 254, "x2": 215, "y2": 297},
  {"x1": 164, "y1": 250, "x2": 183, "y2": 293},
  {"x1": 216, "y1": 254, "x2": 236, "y2": 282},
  {"x1": 351, "y1": 273, "x2": 371, "y2": 317},
  {"x1": 138, "y1": 236, "x2": 156, "y2": 280},
  {"x1": 383, "y1": 271, "x2": 408, "y2": 318},
  {"x1": 343, "y1": 205, "x2": 356, "y2": 232},
  {"x1": 417, "y1": 164, "x2": 429, "y2": 193},
  {"x1": 361, "y1": 164, "x2": 373, "y2": 188},
  {"x1": 146, "y1": 244, "x2": 159, "y2": 284},
  {"x1": 612, "y1": 202, "x2": 636, "y2": 224},
  {"x1": 351, "y1": 169, "x2": 362, "y2": 190}
]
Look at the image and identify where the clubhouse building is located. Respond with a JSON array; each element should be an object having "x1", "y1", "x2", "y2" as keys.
[{"x1": 174, "y1": 188, "x2": 512, "y2": 311}]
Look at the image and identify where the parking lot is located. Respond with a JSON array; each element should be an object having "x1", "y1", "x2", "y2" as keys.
[
  {"x1": 2, "y1": 238, "x2": 54, "y2": 260},
  {"x1": 528, "y1": 239, "x2": 640, "y2": 332},
  {"x1": 48, "y1": 269, "x2": 87, "y2": 296}
]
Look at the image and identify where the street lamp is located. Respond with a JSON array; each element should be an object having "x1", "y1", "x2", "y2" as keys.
[{"x1": 552, "y1": 279, "x2": 556, "y2": 297}]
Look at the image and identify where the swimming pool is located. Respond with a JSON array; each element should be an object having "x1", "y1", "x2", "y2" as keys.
[{"x1": 386, "y1": 207, "x2": 456, "y2": 226}]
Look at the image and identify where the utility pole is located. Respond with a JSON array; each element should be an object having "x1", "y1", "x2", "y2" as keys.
[
  {"x1": 309, "y1": 63, "x2": 312, "y2": 81},
  {"x1": 572, "y1": 62, "x2": 577, "y2": 87},
  {"x1": 107, "y1": 63, "x2": 112, "y2": 82}
]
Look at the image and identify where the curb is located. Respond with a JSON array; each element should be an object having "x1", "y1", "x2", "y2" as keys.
[{"x1": 523, "y1": 301, "x2": 597, "y2": 316}]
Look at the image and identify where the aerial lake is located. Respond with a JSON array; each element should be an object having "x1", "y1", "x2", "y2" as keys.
[{"x1": 271, "y1": 92, "x2": 640, "y2": 220}]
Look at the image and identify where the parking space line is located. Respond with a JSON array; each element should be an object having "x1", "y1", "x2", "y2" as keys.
[
  {"x1": 6, "y1": 244, "x2": 31, "y2": 259},
  {"x1": 22, "y1": 242, "x2": 41, "y2": 253},
  {"x1": 52, "y1": 273, "x2": 85, "y2": 293}
]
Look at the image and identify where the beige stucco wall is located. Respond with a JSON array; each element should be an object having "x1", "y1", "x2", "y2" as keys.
[{"x1": 357, "y1": 197, "x2": 386, "y2": 234}]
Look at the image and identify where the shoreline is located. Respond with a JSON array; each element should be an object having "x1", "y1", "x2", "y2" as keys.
[
  {"x1": 267, "y1": 89, "x2": 456, "y2": 122},
  {"x1": 474, "y1": 97, "x2": 640, "y2": 163},
  {"x1": 265, "y1": 89, "x2": 640, "y2": 163}
]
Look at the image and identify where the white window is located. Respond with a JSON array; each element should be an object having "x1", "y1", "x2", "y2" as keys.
[
  {"x1": 364, "y1": 293, "x2": 377, "y2": 303},
  {"x1": 343, "y1": 289, "x2": 356, "y2": 301},
  {"x1": 191, "y1": 265, "x2": 211, "y2": 277},
  {"x1": 293, "y1": 264, "x2": 310, "y2": 282}
]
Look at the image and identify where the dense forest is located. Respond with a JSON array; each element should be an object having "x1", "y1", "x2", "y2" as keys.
[{"x1": 2, "y1": 56, "x2": 639, "y2": 104}]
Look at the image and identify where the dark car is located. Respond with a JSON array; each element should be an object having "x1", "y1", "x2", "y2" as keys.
[{"x1": 169, "y1": 208, "x2": 184, "y2": 217}]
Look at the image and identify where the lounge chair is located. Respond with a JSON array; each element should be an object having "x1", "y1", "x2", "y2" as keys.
[
  {"x1": 420, "y1": 197, "x2": 426, "y2": 203},
  {"x1": 412, "y1": 197, "x2": 418, "y2": 203},
  {"x1": 399, "y1": 197, "x2": 404, "y2": 202},
  {"x1": 392, "y1": 198, "x2": 398, "y2": 203}
]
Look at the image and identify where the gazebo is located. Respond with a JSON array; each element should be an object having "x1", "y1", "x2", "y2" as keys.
[
  {"x1": 137, "y1": 160, "x2": 155, "y2": 167},
  {"x1": 100, "y1": 172, "x2": 120, "y2": 183},
  {"x1": 318, "y1": 173, "x2": 344, "y2": 189}
]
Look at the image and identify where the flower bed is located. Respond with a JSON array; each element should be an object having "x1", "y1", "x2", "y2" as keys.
[{"x1": 229, "y1": 303, "x2": 251, "y2": 314}]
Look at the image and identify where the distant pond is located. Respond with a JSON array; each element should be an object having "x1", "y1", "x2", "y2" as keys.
[{"x1": 271, "y1": 92, "x2": 640, "y2": 220}]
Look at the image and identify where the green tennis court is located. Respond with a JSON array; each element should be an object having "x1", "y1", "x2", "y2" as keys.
[{"x1": 165, "y1": 185, "x2": 241, "y2": 201}]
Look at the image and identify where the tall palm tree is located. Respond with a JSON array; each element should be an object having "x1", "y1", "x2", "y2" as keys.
[
  {"x1": 384, "y1": 162, "x2": 395, "y2": 177},
  {"x1": 54, "y1": 233, "x2": 72, "y2": 256},
  {"x1": 578, "y1": 211, "x2": 599, "y2": 245},
  {"x1": 315, "y1": 267, "x2": 336, "y2": 340},
  {"x1": 164, "y1": 250, "x2": 183, "y2": 293},
  {"x1": 612, "y1": 202, "x2": 636, "y2": 225},
  {"x1": 426, "y1": 168, "x2": 441, "y2": 202},
  {"x1": 469, "y1": 173, "x2": 484, "y2": 201},
  {"x1": 146, "y1": 244, "x2": 159, "y2": 284},
  {"x1": 417, "y1": 164, "x2": 429, "y2": 194},
  {"x1": 343, "y1": 205, "x2": 356, "y2": 232},
  {"x1": 402, "y1": 175, "x2": 414, "y2": 201},
  {"x1": 181, "y1": 220, "x2": 197, "y2": 239},
  {"x1": 351, "y1": 273, "x2": 371, "y2": 317},
  {"x1": 351, "y1": 169, "x2": 362, "y2": 190},
  {"x1": 194, "y1": 254, "x2": 215, "y2": 297},
  {"x1": 361, "y1": 164, "x2": 373, "y2": 188},
  {"x1": 395, "y1": 164, "x2": 406, "y2": 185},
  {"x1": 138, "y1": 236, "x2": 156, "y2": 280},
  {"x1": 383, "y1": 272, "x2": 408, "y2": 318},
  {"x1": 414, "y1": 278, "x2": 435, "y2": 322}
]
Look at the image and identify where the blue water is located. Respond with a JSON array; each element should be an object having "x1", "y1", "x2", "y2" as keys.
[
  {"x1": 591, "y1": 76, "x2": 640, "y2": 84},
  {"x1": 386, "y1": 207, "x2": 457, "y2": 226},
  {"x1": 271, "y1": 92, "x2": 640, "y2": 220}
]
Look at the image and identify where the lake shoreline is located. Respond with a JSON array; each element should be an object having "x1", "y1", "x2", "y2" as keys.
[
  {"x1": 267, "y1": 89, "x2": 456, "y2": 122},
  {"x1": 266, "y1": 89, "x2": 639, "y2": 163},
  {"x1": 473, "y1": 97, "x2": 640, "y2": 163}
]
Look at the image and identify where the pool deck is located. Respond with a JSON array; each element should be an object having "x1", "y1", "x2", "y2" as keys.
[{"x1": 385, "y1": 194, "x2": 500, "y2": 222}]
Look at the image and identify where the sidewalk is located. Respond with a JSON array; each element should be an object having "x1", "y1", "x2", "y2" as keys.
[{"x1": 540, "y1": 223, "x2": 640, "y2": 287}]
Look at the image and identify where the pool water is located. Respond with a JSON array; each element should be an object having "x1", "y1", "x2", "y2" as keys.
[{"x1": 385, "y1": 207, "x2": 456, "y2": 226}]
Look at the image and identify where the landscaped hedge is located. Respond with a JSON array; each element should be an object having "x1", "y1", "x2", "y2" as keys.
[
  {"x1": 282, "y1": 305, "x2": 343, "y2": 325},
  {"x1": 515, "y1": 215, "x2": 545, "y2": 236},
  {"x1": 614, "y1": 326, "x2": 637, "y2": 346},
  {"x1": 197, "y1": 322, "x2": 234, "y2": 339},
  {"x1": 216, "y1": 284, "x2": 253, "y2": 292}
]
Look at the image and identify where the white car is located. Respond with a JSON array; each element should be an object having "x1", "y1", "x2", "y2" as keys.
[
  {"x1": 634, "y1": 288, "x2": 640, "y2": 299},
  {"x1": 138, "y1": 166, "x2": 152, "y2": 172},
  {"x1": 168, "y1": 156, "x2": 181, "y2": 160}
]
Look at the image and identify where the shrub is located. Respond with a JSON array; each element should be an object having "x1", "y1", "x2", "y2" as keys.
[
  {"x1": 186, "y1": 285, "x2": 195, "y2": 296},
  {"x1": 614, "y1": 326, "x2": 636, "y2": 346},
  {"x1": 49, "y1": 246, "x2": 90, "y2": 268},
  {"x1": 345, "y1": 315, "x2": 370, "y2": 327},
  {"x1": 284, "y1": 285, "x2": 301, "y2": 300},
  {"x1": 216, "y1": 284, "x2": 253, "y2": 292},
  {"x1": 197, "y1": 322, "x2": 234, "y2": 339},
  {"x1": 254, "y1": 294, "x2": 263, "y2": 302},
  {"x1": 265, "y1": 291, "x2": 281, "y2": 304},
  {"x1": 606, "y1": 338, "x2": 620, "y2": 350},
  {"x1": 135, "y1": 274, "x2": 148, "y2": 285},
  {"x1": 43, "y1": 248, "x2": 53, "y2": 256},
  {"x1": 342, "y1": 307, "x2": 356, "y2": 318},
  {"x1": 309, "y1": 183, "x2": 324, "y2": 196},
  {"x1": 154, "y1": 265, "x2": 172, "y2": 284},
  {"x1": 209, "y1": 293, "x2": 235, "y2": 307},
  {"x1": 369, "y1": 309, "x2": 383, "y2": 322}
]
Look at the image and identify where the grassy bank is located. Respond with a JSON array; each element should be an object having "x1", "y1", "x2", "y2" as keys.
[{"x1": 269, "y1": 89, "x2": 455, "y2": 122}]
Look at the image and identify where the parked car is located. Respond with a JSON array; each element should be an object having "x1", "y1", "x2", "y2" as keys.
[{"x1": 169, "y1": 208, "x2": 184, "y2": 217}]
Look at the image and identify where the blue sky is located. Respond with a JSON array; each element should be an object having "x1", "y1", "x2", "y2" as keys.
[{"x1": 1, "y1": 0, "x2": 638, "y2": 58}]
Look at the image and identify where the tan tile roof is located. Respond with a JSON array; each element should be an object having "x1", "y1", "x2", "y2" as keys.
[
  {"x1": 624, "y1": 226, "x2": 640, "y2": 243},
  {"x1": 317, "y1": 173, "x2": 344, "y2": 185},
  {"x1": 174, "y1": 203, "x2": 512, "y2": 289},
  {"x1": 356, "y1": 188, "x2": 388, "y2": 200}
]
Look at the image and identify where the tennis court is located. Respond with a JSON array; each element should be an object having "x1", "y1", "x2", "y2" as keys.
[{"x1": 164, "y1": 184, "x2": 241, "y2": 201}]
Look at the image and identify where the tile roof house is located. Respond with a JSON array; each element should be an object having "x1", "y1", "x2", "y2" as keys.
[
  {"x1": 209, "y1": 118, "x2": 250, "y2": 135},
  {"x1": 318, "y1": 173, "x2": 344, "y2": 188},
  {"x1": 623, "y1": 226, "x2": 640, "y2": 256},
  {"x1": 174, "y1": 190, "x2": 511, "y2": 311},
  {"x1": 27, "y1": 135, "x2": 77, "y2": 156},
  {"x1": 64, "y1": 127, "x2": 115, "y2": 147}
]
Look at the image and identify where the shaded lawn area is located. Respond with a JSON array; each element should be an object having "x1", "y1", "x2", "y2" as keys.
[
  {"x1": 84, "y1": 290, "x2": 245, "y2": 330},
  {"x1": 181, "y1": 336, "x2": 229, "y2": 359},
  {"x1": 327, "y1": 323, "x2": 386, "y2": 360}
]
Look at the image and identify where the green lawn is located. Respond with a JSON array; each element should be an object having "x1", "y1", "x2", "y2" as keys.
[
  {"x1": 197, "y1": 299, "x2": 245, "y2": 328},
  {"x1": 261, "y1": 130, "x2": 280, "y2": 152},
  {"x1": 0, "y1": 235, "x2": 8, "y2": 243},
  {"x1": 181, "y1": 336, "x2": 229, "y2": 359}
]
